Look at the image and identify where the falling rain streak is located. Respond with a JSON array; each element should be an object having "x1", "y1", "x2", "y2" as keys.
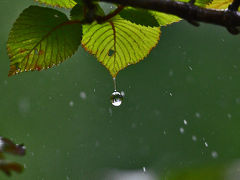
[{"x1": 111, "y1": 78, "x2": 123, "y2": 106}]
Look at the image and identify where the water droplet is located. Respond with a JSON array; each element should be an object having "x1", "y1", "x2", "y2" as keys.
[
  {"x1": 227, "y1": 113, "x2": 232, "y2": 119},
  {"x1": 211, "y1": 151, "x2": 218, "y2": 158},
  {"x1": 121, "y1": 91, "x2": 125, "y2": 97},
  {"x1": 69, "y1": 101, "x2": 74, "y2": 107},
  {"x1": 179, "y1": 127, "x2": 184, "y2": 134},
  {"x1": 170, "y1": 92, "x2": 173, "y2": 96},
  {"x1": 80, "y1": 91, "x2": 87, "y2": 99},
  {"x1": 192, "y1": 135, "x2": 197, "y2": 141},
  {"x1": 195, "y1": 112, "x2": 201, "y2": 118},
  {"x1": 111, "y1": 78, "x2": 123, "y2": 106},
  {"x1": 143, "y1": 166, "x2": 146, "y2": 173},
  {"x1": 183, "y1": 119, "x2": 188, "y2": 125},
  {"x1": 204, "y1": 142, "x2": 208, "y2": 147},
  {"x1": 111, "y1": 91, "x2": 123, "y2": 107},
  {"x1": 54, "y1": 14, "x2": 59, "y2": 18}
]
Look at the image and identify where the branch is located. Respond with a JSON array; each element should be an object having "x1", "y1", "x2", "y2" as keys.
[{"x1": 93, "y1": 0, "x2": 240, "y2": 35}]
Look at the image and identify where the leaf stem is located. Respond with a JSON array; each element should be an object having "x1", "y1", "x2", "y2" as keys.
[
  {"x1": 96, "y1": 5, "x2": 125, "y2": 23},
  {"x1": 113, "y1": 77, "x2": 117, "y2": 90}
]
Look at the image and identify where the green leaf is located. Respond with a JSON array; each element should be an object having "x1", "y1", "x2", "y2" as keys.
[
  {"x1": 7, "y1": 6, "x2": 82, "y2": 76},
  {"x1": 119, "y1": 7, "x2": 181, "y2": 27},
  {"x1": 207, "y1": 0, "x2": 234, "y2": 9},
  {"x1": 35, "y1": 0, "x2": 76, "y2": 8},
  {"x1": 178, "y1": 0, "x2": 213, "y2": 7},
  {"x1": 151, "y1": 11, "x2": 181, "y2": 26},
  {"x1": 119, "y1": 8, "x2": 159, "y2": 27},
  {"x1": 82, "y1": 15, "x2": 161, "y2": 77}
]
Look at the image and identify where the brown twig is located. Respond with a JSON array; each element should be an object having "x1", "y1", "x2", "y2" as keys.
[{"x1": 91, "y1": 0, "x2": 240, "y2": 35}]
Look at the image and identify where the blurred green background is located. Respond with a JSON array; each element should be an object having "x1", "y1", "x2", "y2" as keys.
[{"x1": 1, "y1": 0, "x2": 240, "y2": 179}]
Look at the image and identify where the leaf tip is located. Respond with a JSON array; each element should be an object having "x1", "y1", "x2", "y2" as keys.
[{"x1": 8, "y1": 65, "x2": 17, "y2": 77}]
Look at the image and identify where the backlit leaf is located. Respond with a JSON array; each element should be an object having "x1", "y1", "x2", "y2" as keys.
[
  {"x1": 119, "y1": 8, "x2": 159, "y2": 27},
  {"x1": 119, "y1": 8, "x2": 180, "y2": 27},
  {"x1": 161, "y1": 0, "x2": 212, "y2": 23},
  {"x1": 82, "y1": 16, "x2": 160, "y2": 77},
  {"x1": 7, "y1": 6, "x2": 82, "y2": 76},
  {"x1": 151, "y1": 11, "x2": 181, "y2": 26},
  {"x1": 35, "y1": 0, "x2": 76, "y2": 8},
  {"x1": 207, "y1": 0, "x2": 233, "y2": 9}
]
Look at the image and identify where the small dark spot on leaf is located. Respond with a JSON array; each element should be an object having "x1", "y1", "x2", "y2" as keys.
[{"x1": 108, "y1": 49, "x2": 115, "y2": 56}]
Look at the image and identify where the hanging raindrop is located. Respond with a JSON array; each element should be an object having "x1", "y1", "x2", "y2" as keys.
[
  {"x1": 111, "y1": 90, "x2": 123, "y2": 106},
  {"x1": 110, "y1": 78, "x2": 123, "y2": 106}
]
